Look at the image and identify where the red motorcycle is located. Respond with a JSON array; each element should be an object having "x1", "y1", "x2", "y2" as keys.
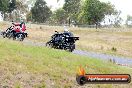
[{"x1": 1, "y1": 23, "x2": 28, "y2": 41}]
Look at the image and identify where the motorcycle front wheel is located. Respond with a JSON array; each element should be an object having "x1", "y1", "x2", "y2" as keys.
[{"x1": 16, "y1": 33, "x2": 25, "y2": 41}]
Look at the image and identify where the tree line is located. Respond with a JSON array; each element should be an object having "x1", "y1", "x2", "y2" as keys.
[{"x1": 0, "y1": 0, "x2": 127, "y2": 28}]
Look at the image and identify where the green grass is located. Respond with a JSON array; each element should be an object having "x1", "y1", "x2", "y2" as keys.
[{"x1": 0, "y1": 39, "x2": 132, "y2": 88}]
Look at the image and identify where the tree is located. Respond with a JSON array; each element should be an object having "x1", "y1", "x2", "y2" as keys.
[
  {"x1": 0, "y1": 0, "x2": 17, "y2": 20},
  {"x1": 50, "y1": 8, "x2": 67, "y2": 25},
  {"x1": 78, "y1": 0, "x2": 116, "y2": 28},
  {"x1": 126, "y1": 15, "x2": 132, "y2": 27},
  {"x1": 63, "y1": 0, "x2": 81, "y2": 25},
  {"x1": 26, "y1": 12, "x2": 32, "y2": 22},
  {"x1": 7, "y1": 0, "x2": 17, "y2": 21},
  {"x1": 27, "y1": 0, "x2": 37, "y2": 7},
  {"x1": 63, "y1": 0, "x2": 81, "y2": 15},
  {"x1": 0, "y1": 0, "x2": 29, "y2": 21},
  {"x1": 31, "y1": 0, "x2": 52, "y2": 23},
  {"x1": 0, "y1": 0, "x2": 9, "y2": 14},
  {"x1": 8, "y1": 0, "x2": 16, "y2": 13},
  {"x1": 16, "y1": 0, "x2": 28, "y2": 13},
  {"x1": 14, "y1": 0, "x2": 29, "y2": 21},
  {"x1": 113, "y1": 11, "x2": 122, "y2": 27}
]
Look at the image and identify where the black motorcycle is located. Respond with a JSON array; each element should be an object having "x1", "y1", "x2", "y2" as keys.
[{"x1": 46, "y1": 31, "x2": 79, "y2": 52}]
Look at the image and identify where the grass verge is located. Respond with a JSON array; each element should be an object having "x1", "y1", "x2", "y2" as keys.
[{"x1": 0, "y1": 39, "x2": 132, "y2": 88}]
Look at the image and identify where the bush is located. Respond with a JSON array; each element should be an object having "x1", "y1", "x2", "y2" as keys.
[{"x1": 111, "y1": 47, "x2": 117, "y2": 52}]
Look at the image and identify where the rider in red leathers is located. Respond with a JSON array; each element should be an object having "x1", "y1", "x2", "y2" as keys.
[
  {"x1": 11, "y1": 21, "x2": 27, "y2": 39},
  {"x1": 12, "y1": 22, "x2": 26, "y2": 33}
]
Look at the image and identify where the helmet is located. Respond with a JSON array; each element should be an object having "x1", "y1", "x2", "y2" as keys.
[
  {"x1": 20, "y1": 19, "x2": 24, "y2": 23},
  {"x1": 64, "y1": 25, "x2": 69, "y2": 32}
]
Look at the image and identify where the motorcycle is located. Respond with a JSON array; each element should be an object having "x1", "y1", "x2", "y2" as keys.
[
  {"x1": 46, "y1": 31, "x2": 79, "y2": 52},
  {"x1": 1, "y1": 26, "x2": 14, "y2": 39},
  {"x1": 1, "y1": 26, "x2": 28, "y2": 41}
]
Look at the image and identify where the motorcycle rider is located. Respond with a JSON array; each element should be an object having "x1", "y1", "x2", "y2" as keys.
[
  {"x1": 11, "y1": 20, "x2": 26, "y2": 38},
  {"x1": 63, "y1": 25, "x2": 73, "y2": 37},
  {"x1": 64, "y1": 25, "x2": 69, "y2": 32},
  {"x1": 12, "y1": 20, "x2": 26, "y2": 33}
]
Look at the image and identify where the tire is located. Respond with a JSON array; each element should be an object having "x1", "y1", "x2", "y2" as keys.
[
  {"x1": 24, "y1": 33, "x2": 28, "y2": 37},
  {"x1": 46, "y1": 42, "x2": 50, "y2": 47},
  {"x1": 46, "y1": 42, "x2": 53, "y2": 48},
  {"x1": 7, "y1": 32, "x2": 13, "y2": 39},
  {"x1": 1, "y1": 32, "x2": 6, "y2": 38},
  {"x1": 68, "y1": 44, "x2": 75, "y2": 52},
  {"x1": 16, "y1": 33, "x2": 24, "y2": 41}
]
